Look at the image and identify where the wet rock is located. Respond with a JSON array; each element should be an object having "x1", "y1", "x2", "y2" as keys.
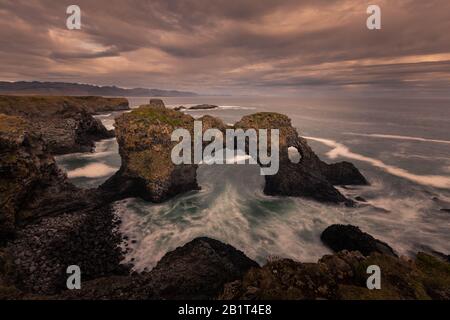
[
  {"x1": 100, "y1": 101, "x2": 199, "y2": 202},
  {"x1": 58, "y1": 237, "x2": 258, "y2": 300},
  {"x1": 102, "y1": 103, "x2": 367, "y2": 204},
  {"x1": 321, "y1": 224, "x2": 397, "y2": 257},
  {"x1": 235, "y1": 112, "x2": 368, "y2": 203}
]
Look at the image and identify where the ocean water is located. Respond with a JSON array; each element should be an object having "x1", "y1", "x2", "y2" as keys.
[{"x1": 55, "y1": 96, "x2": 450, "y2": 271}]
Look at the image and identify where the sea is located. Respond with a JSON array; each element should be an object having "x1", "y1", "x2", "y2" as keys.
[{"x1": 55, "y1": 96, "x2": 450, "y2": 271}]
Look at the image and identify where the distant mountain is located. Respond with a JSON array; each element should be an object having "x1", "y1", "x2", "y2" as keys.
[{"x1": 0, "y1": 81, "x2": 198, "y2": 97}]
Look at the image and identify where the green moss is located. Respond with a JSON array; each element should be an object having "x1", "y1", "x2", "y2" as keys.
[{"x1": 129, "y1": 106, "x2": 188, "y2": 127}]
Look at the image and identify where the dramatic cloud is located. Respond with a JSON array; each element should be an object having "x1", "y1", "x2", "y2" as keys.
[{"x1": 1, "y1": 0, "x2": 450, "y2": 96}]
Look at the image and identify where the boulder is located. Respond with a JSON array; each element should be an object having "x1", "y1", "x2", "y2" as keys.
[
  {"x1": 321, "y1": 224, "x2": 397, "y2": 257},
  {"x1": 58, "y1": 237, "x2": 258, "y2": 300}
]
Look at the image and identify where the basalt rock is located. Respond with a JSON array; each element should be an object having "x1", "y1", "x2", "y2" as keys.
[
  {"x1": 100, "y1": 101, "x2": 200, "y2": 202},
  {"x1": 0, "y1": 95, "x2": 129, "y2": 154},
  {"x1": 58, "y1": 237, "x2": 258, "y2": 300},
  {"x1": 103, "y1": 104, "x2": 367, "y2": 204},
  {"x1": 321, "y1": 224, "x2": 397, "y2": 257},
  {"x1": 0, "y1": 114, "x2": 75, "y2": 242},
  {"x1": 235, "y1": 112, "x2": 368, "y2": 203}
]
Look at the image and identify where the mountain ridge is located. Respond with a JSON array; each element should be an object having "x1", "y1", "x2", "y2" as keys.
[{"x1": 0, "y1": 81, "x2": 197, "y2": 97}]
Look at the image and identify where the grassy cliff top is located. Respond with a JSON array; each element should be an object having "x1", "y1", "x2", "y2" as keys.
[
  {"x1": 0, "y1": 95, "x2": 129, "y2": 116},
  {"x1": 121, "y1": 104, "x2": 194, "y2": 128},
  {"x1": 235, "y1": 112, "x2": 292, "y2": 129},
  {"x1": 0, "y1": 113, "x2": 30, "y2": 136}
]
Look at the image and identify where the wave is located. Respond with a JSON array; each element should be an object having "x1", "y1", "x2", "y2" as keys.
[
  {"x1": 305, "y1": 136, "x2": 450, "y2": 189},
  {"x1": 67, "y1": 163, "x2": 118, "y2": 178},
  {"x1": 345, "y1": 132, "x2": 450, "y2": 145}
]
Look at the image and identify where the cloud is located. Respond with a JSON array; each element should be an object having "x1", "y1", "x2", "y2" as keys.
[{"x1": 1, "y1": 0, "x2": 450, "y2": 95}]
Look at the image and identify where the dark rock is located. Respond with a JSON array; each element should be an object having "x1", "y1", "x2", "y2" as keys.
[
  {"x1": 220, "y1": 249, "x2": 450, "y2": 300},
  {"x1": 235, "y1": 112, "x2": 368, "y2": 203},
  {"x1": 0, "y1": 95, "x2": 128, "y2": 154},
  {"x1": 355, "y1": 196, "x2": 367, "y2": 202},
  {"x1": 321, "y1": 224, "x2": 397, "y2": 257},
  {"x1": 440, "y1": 208, "x2": 450, "y2": 213},
  {"x1": 100, "y1": 101, "x2": 200, "y2": 202},
  {"x1": 102, "y1": 104, "x2": 368, "y2": 204},
  {"x1": 173, "y1": 106, "x2": 186, "y2": 111},
  {"x1": 189, "y1": 104, "x2": 218, "y2": 110},
  {"x1": 58, "y1": 237, "x2": 258, "y2": 300}
]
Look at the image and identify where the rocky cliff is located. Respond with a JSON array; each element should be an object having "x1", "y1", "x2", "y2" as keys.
[
  {"x1": 0, "y1": 114, "x2": 74, "y2": 242},
  {"x1": 0, "y1": 95, "x2": 129, "y2": 154}
]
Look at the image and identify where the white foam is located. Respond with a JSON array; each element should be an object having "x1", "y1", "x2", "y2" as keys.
[
  {"x1": 305, "y1": 136, "x2": 450, "y2": 189},
  {"x1": 345, "y1": 132, "x2": 450, "y2": 145},
  {"x1": 67, "y1": 163, "x2": 117, "y2": 178}
]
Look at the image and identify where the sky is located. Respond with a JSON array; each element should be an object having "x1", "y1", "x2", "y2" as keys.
[{"x1": 1, "y1": 0, "x2": 450, "y2": 96}]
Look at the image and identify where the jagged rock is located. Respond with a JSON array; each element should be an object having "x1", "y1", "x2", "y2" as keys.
[
  {"x1": 321, "y1": 224, "x2": 397, "y2": 257},
  {"x1": 58, "y1": 237, "x2": 258, "y2": 300},
  {"x1": 235, "y1": 112, "x2": 367, "y2": 203},
  {"x1": 0, "y1": 114, "x2": 75, "y2": 242},
  {"x1": 102, "y1": 104, "x2": 367, "y2": 204},
  {"x1": 0, "y1": 95, "x2": 128, "y2": 154},
  {"x1": 148, "y1": 98, "x2": 166, "y2": 109},
  {"x1": 100, "y1": 101, "x2": 199, "y2": 202}
]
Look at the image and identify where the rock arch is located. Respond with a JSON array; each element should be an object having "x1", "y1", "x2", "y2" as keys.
[{"x1": 101, "y1": 99, "x2": 368, "y2": 204}]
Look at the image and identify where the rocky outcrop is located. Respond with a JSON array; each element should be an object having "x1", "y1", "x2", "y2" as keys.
[
  {"x1": 0, "y1": 95, "x2": 129, "y2": 154},
  {"x1": 220, "y1": 250, "x2": 450, "y2": 300},
  {"x1": 321, "y1": 224, "x2": 397, "y2": 257},
  {"x1": 174, "y1": 104, "x2": 218, "y2": 111},
  {"x1": 103, "y1": 103, "x2": 367, "y2": 204},
  {"x1": 58, "y1": 237, "x2": 258, "y2": 300},
  {"x1": 101, "y1": 100, "x2": 199, "y2": 202},
  {"x1": 189, "y1": 104, "x2": 218, "y2": 110},
  {"x1": 0, "y1": 114, "x2": 76, "y2": 242},
  {"x1": 234, "y1": 112, "x2": 368, "y2": 203}
]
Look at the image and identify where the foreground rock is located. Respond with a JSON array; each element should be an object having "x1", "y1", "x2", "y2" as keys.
[
  {"x1": 219, "y1": 250, "x2": 450, "y2": 300},
  {"x1": 103, "y1": 101, "x2": 367, "y2": 204},
  {"x1": 0, "y1": 95, "x2": 129, "y2": 154},
  {"x1": 59, "y1": 237, "x2": 258, "y2": 300},
  {"x1": 0, "y1": 115, "x2": 75, "y2": 242},
  {"x1": 321, "y1": 224, "x2": 397, "y2": 257}
]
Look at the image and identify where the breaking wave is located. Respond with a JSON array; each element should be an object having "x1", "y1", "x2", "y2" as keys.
[{"x1": 305, "y1": 136, "x2": 450, "y2": 189}]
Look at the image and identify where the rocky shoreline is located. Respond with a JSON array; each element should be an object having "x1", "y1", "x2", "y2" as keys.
[{"x1": 1, "y1": 97, "x2": 448, "y2": 300}]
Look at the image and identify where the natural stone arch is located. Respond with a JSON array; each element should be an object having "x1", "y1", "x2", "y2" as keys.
[{"x1": 101, "y1": 99, "x2": 368, "y2": 204}]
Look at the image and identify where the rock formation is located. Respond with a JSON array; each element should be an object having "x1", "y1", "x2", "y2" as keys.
[
  {"x1": 0, "y1": 95, "x2": 129, "y2": 154},
  {"x1": 235, "y1": 112, "x2": 368, "y2": 203},
  {"x1": 57, "y1": 237, "x2": 258, "y2": 300},
  {"x1": 103, "y1": 103, "x2": 367, "y2": 204},
  {"x1": 101, "y1": 99, "x2": 200, "y2": 202},
  {"x1": 0, "y1": 114, "x2": 74, "y2": 242},
  {"x1": 219, "y1": 250, "x2": 450, "y2": 300},
  {"x1": 321, "y1": 224, "x2": 397, "y2": 257}
]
